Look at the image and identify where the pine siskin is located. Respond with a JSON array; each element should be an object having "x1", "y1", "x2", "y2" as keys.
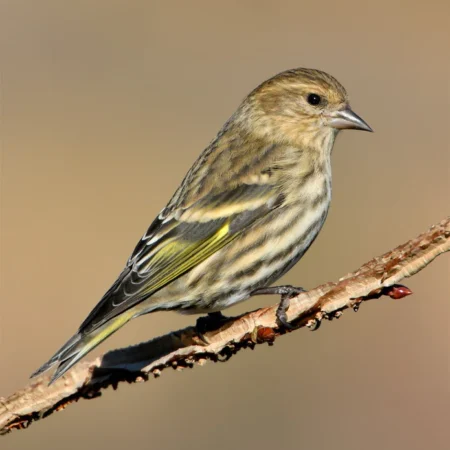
[{"x1": 32, "y1": 68, "x2": 372, "y2": 384}]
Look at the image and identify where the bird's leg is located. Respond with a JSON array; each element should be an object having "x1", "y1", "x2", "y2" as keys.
[
  {"x1": 196, "y1": 311, "x2": 232, "y2": 344},
  {"x1": 251, "y1": 285, "x2": 306, "y2": 330}
]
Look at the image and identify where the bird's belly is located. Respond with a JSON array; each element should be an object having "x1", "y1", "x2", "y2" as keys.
[{"x1": 168, "y1": 196, "x2": 330, "y2": 314}]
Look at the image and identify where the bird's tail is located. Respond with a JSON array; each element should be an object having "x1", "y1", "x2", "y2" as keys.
[{"x1": 31, "y1": 311, "x2": 135, "y2": 385}]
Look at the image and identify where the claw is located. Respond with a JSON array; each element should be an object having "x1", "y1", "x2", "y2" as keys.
[
  {"x1": 195, "y1": 311, "x2": 231, "y2": 344},
  {"x1": 251, "y1": 284, "x2": 307, "y2": 330}
]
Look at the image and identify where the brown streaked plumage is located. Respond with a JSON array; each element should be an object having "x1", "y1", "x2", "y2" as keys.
[{"x1": 32, "y1": 68, "x2": 372, "y2": 384}]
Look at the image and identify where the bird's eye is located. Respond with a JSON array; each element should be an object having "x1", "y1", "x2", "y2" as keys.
[{"x1": 307, "y1": 93, "x2": 322, "y2": 106}]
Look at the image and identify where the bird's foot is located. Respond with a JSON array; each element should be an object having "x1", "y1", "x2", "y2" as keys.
[
  {"x1": 251, "y1": 285, "x2": 306, "y2": 330},
  {"x1": 196, "y1": 311, "x2": 232, "y2": 344}
]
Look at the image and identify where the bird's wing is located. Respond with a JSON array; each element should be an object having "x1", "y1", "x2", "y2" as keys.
[{"x1": 78, "y1": 181, "x2": 283, "y2": 334}]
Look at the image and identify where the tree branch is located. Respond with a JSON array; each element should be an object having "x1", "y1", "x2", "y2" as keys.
[{"x1": 1, "y1": 217, "x2": 449, "y2": 435}]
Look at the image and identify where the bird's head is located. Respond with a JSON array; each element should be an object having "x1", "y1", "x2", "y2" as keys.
[{"x1": 241, "y1": 68, "x2": 372, "y2": 148}]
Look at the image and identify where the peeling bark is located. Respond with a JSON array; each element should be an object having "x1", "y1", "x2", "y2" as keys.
[{"x1": 1, "y1": 217, "x2": 449, "y2": 435}]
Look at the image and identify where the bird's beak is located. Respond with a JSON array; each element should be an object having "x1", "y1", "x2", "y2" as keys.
[{"x1": 328, "y1": 106, "x2": 373, "y2": 132}]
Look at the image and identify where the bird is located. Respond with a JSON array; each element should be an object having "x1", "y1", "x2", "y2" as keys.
[{"x1": 31, "y1": 68, "x2": 372, "y2": 384}]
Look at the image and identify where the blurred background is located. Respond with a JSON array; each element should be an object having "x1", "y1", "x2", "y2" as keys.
[{"x1": 0, "y1": 1, "x2": 449, "y2": 449}]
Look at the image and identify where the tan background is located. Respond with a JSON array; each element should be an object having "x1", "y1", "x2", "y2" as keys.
[{"x1": 1, "y1": 1, "x2": 449, "y2": 449}]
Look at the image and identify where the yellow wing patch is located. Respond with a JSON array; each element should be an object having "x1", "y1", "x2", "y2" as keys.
[{"x1": 140, "y1": 222, "x2": 233, "y2": 296}]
